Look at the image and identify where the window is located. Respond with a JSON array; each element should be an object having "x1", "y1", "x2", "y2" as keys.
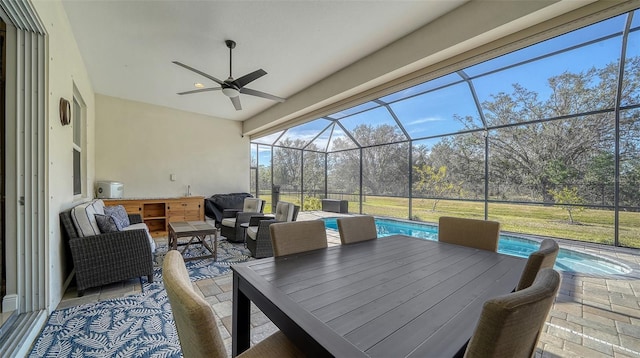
[{"x1": 72, "y1": 90, "x2": 86, "y2": 197}]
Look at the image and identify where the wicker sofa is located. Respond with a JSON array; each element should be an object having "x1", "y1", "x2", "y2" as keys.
[
  {"x1": 204, "y1": 192, "x2": 253, "y2": 226},
  {"x1": 60, "y1": 205, "x2": 154, "y2": 296}
]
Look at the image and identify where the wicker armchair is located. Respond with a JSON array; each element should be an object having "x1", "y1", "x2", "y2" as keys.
[
  {"x1": 60, "y1": 208, "x2": 154, "y2": 296},
  {"x1": 220, "y1": 198, "x2": 265, "y2": 243},
  {"x1": 246, "y1": 204, "x2": 300, "y2": 258}
]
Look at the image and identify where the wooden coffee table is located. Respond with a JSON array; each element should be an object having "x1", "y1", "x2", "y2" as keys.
[{"x1": 168, "y1": 221, "x2": 218, "y2": 261}]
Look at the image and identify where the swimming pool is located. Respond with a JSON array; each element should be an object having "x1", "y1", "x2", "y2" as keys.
[{"x1": 322, "y1": 217, "x2": 632, "y2": 275}]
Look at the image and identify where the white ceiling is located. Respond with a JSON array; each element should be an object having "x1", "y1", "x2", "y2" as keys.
[{"x1": 61, "y1": 0, "x2": 469, "y2": 122}]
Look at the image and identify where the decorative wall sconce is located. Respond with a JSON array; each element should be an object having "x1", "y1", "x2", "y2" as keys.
[{"x1": 59, "y1": 97, "x2": 71, "y2": 125}]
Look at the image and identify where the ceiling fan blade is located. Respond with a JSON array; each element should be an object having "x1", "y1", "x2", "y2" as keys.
[
  {"x1": 173, "y1": 61, "x2": 224, "y2": 85},
  {"x1": 230, "y1": 96, "x2": 242, "y2": 111},
  {"x1": 240, "y1": 87, "x2": 286, "y2": 102},
  {"x1": 177, "y1": 87, "x2": 221, "y2": 95},
  {"x1": 232, "y1": 69, "x2": 267, "y2": 88}
]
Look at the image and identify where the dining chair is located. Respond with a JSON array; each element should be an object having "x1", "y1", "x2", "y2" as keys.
[
  {"x1": 517, "y1": 238, "x2": 560, "y2": 291},
  {"x1": 270, "y1": 220, "x2": 328, "y2": 257},
  {"x1": 464, "y1": 268, "x2": 560, "y2": 358},
  {"x1": 162, "y1": 250, "x2": 303, "y2": 357},
  {"x1": 438, "y1": 216, "x2": 500, "y2": 252},
  {"x1": 337, "y1": 215, "x2": 377, "y2": 244}
]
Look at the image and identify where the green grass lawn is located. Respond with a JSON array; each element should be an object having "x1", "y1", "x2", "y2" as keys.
[
  {"x1": 362, "y1": 197, "x2": 640, "y2": 248},
  {"x1": 259, "y1": 194, "x2": 640, "y2": 248}
]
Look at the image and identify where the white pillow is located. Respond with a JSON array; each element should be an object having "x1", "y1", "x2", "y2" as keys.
[{"x1": 71, "y1": 199, "x2": 104, "y2": 237}]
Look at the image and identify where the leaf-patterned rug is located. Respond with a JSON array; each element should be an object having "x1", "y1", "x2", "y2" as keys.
[{"x1": 29, "y1": 239, "x2": 252, "y2": 357}]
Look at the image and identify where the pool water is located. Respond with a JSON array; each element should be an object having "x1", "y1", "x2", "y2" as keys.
[{"x1": 322, "y1": 217, "x2": 632, "y2": 275}]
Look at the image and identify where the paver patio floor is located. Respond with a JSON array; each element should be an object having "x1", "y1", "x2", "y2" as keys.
[{"x1": 60, "y1": 211, "x2": 640, "y2": 357}]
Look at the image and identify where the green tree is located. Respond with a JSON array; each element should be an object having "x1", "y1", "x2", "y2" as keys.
[
  {"x1": 257, "y1": 164, "x2": 271, "y2": 195},
  {"x1": 330, "y1": 124, "x2": 410, "y2": 196},
  {"x1": 460, "y1": 61, "x2": 628, "y2": 203},
  {"x1": 272, "y1": 139, "x2": 303, "y2": 191},
  {"x1": 303, "y1": 150, "x2": 325, "y2": 196},
  {"x1": 425, "y1": 133, "x2": 485, "y2": 200},
  {"x1": 584, "y1": 151, "x2": 615, "y2": 206},
  {"x1": 620, "y1": 110, "x2": 640, "y2": 208},
  {"x1": 413, "y1": 165, "x2": 461, "y2": 211},
  {"x1": 548, "y1": 187, "x2": 586, "y2": 224}
]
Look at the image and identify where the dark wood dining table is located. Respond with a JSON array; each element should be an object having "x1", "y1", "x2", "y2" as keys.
[{"x1": 231, "y1": 235, "x2": 526, "y2": 357}]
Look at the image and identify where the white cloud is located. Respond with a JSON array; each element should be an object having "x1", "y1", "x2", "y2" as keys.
[{"x1": 407, "y1": 116, "x2": 444, "y2": 126}]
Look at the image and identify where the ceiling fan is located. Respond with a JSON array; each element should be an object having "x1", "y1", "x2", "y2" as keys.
[{"x1": 173, "y1": 40, "x2": 285, "y2": 111}]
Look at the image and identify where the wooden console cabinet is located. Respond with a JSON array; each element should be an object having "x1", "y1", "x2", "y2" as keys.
[{"x1": 105, "y1": 196, "x2": 204, "y2": 238}]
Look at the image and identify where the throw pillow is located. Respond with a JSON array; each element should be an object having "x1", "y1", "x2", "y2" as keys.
[
  {"x1": 95, "y1": 214, "x2": 119, "y2": 233},
  {"x1": 104, "y1": 205, "x2": 130, "y2": 229}
]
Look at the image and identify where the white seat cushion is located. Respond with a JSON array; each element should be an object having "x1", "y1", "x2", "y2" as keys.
[
  {"x1": 246, "y1": 226, "x2": 258, "y2": 240},
  {"x1": 243, "y1": 198, "x2": 262, "y2": 212},
  {"x1": 221, "y1": 218, "x2": 236, "y2": 228},
  {"x1": 71, "y1": 199, "x2": 106, "y2": 237},
  {"x1": 123, "y1": 223, "x2": 156, "y2": 252},
  {"x1": 274, "y1": 201, "x2": 295, "y2": 222}
]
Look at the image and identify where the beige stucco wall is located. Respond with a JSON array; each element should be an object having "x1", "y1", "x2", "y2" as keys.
[
  {"x1": 95, "y1": 95, "x2": 249, "y2": 199},
  {"x1": 14, "y1": 0, "x2": 248, "y2": 315},
  {"x1": 31, "y1": 0, "x2": 96, "y2": 311}
]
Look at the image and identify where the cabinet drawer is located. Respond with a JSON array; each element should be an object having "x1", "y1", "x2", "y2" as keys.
[
  {"x1": 166, "y1": 205, "x2": 184, "y2": 216},
  {"x1": 106, "y1": 201, "x2": 142, "y2": 214}
]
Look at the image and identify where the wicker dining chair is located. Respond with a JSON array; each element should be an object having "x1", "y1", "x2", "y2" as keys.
[
  {"x1": 337, "y1": 215, "x2": 377, "y2": 244},
  {"x1": 517, "y1": 239, "x2": 560, "y2": 291},
  {"x1": 464, "y1": 268, "x2": 560, "y2": 358},
  {"x1": 163, "y1": 250, "x2": 303, "y2": 358},
  {"x1": 269, "y1": 220, "x2": 328, "y2": 257},
  {"x1": 438, "y1": 216, "x2": 500, "y2": 252}
]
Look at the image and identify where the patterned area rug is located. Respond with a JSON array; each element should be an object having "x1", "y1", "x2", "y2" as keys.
[{"x1": 29, "y1": 239, "x2": 252, "y2": 357}]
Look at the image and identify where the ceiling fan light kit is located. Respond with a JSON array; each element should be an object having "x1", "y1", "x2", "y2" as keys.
[
  {"x1": 222, "y1": 87, "x2": 240, "y2": 98},
  {"x1": 174, "y1": 39, "x2": 285, "y2": 110}
]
